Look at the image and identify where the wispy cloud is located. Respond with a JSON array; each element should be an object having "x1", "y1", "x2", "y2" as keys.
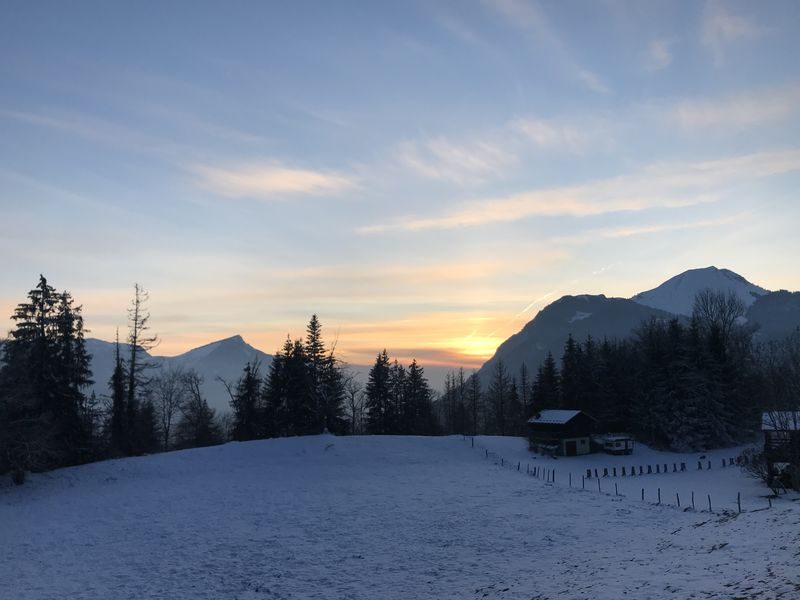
[
  {"x1": 512, "y1": 116, "x2": 611, "y2": 153},
  {"x1": 644, "y1": 39, "x2": 674, "y2": 71},
  {"x1": 672, "y1": 85, "x2": 800, "y2": 129},
  {"x1": 396, "y1": 137, "x2": 514, "y2": 185},
  {"x1": 192, "y1": 163, "x2": 358, "y2": 198},
  {"x1": 0, "y1": 107, "x2": 184, "y2": 157},
  {"x1": 360, "y1": 149, "x2": 800, "y2": 233},
  {"x1": 483, "y1": 0, "x2": 610, "y2": 94},
  {"x1": 702, "y1": 0, "x2": 765, "y2": 65}
]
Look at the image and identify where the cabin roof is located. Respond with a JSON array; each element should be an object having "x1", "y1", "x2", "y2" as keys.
[
  {"x1": 527, "y1": 409, "x2": 591, "y2": 426},
  {"x1": 762, "y1": 411, "x2": 800, "y2": 432}
]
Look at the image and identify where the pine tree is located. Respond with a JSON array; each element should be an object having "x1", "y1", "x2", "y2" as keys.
[
  {"x1": 109, "y1": 331, "x2": 128, "y2": 455},
  {"x1": 0, "y1": 276, "x2": 94, "y2": 475},
  {"x1": 305, "y1": 315, "x2": 326, "y2": 431},
  {"x1": 230, "y1": 362, "x2": 261, "y2": 441},
  {"x1": 365, "y1": 350, "x2": 391, "y2": 434},
  {"x1": 532, "y1": 352, "x2": 560, "y2": 411},
  {"x1": 404, "y1": 359, "x2": 436, "y2": 435}
]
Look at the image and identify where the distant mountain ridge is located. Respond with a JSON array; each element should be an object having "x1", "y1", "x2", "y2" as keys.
[
  {"x1": 478, "y1": 266, "x2": 800, "y2": 383},
  {"x1": 86, "y1": 335, "x2": 273, "y2": 414}
]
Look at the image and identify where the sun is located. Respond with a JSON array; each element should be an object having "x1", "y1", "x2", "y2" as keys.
[{"x1": 454, "y1": 335, "x2": 502, "y2": 360}]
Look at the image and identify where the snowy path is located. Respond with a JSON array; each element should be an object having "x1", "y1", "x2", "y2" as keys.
[{"x1": 1, "y1": 435, "x2": 798, "y2": 599}]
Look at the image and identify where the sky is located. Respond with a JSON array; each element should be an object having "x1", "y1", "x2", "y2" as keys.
[{"x1": 2, "y1": 0, "x2": 800, "y2": 371}]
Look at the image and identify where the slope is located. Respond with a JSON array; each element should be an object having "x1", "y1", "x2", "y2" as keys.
[
  {"x1": 478, "y1": 295, "x2": 672, "y2": 382},
  {"x1": 1, "y1": 435, "x2": 796, "y2": 599}
]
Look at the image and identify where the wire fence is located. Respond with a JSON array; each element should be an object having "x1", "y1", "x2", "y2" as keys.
[{"x1": 463, "y1": 435, "x2": 777, "y2": 516}]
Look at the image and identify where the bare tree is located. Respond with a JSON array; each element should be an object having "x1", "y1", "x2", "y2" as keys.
[
  {"x1": 152, "y1": 366, "x2": 187, "y2": 450},
  {"x1": 175, "y1": 369, "x2": 222, "y2": 449},
  {"x1": 344, "y1": 374, "x2": 365, "y2": 435},
  {"x1": 127, "y1": 284, "x2": 159, "y2": 409},
  {"x1": 692, "y1": 289, "x2": 746, "y2": 342}
]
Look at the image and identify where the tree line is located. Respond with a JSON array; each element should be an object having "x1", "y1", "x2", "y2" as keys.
[
  {"x1": 0, "y1": 277, "x2": 441, "y2": 483},
  {"x1": 438, "y1": 289, "x2": 800, "y2": 455}
]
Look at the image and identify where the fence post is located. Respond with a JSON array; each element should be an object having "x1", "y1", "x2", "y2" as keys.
[
  {"x1": 737, "y1": 492, "x2": 741, "y2": 514},
  {"x1": 569, "y1": 473, "x2": 572, "y2": 488},
  {"x1": 707, "y1": 494, "x2": 712, "y2": 512},
  {"x1": 648, "y1": 465, "x2": 652, "y2": 474},
  {"x1": 656, "y1": 464, "x2": 660, "y2": 474},
  {"x1": 615, "y1": 482, "x2": 618, "y2": 496},
  {"x1": 486, "y1": 449, "x2": 488, "y2": 458},
  {"x1": 676, "y1": 493, "x2": 680, "y2": 508},
  {"x1": 597, "y1": 478, "x2": 601, "y2": 493},
  {"x1": 517, "y1": 461, "x2": 520, "y2": 472},
  {"x1": 622, "y1": 467, "x2": 626, "y2": 476},
  {"x1": 553, "y1": 470, "x2": 556, "y2": 483},
  {"x1": 691, "y1": 491, "x2": 695, "y2": 510},
  {"x1": 582, "y1": 475, "x2": 585, "y2": 489},
  {"x1": 641, "y1": 488, "x2": 644, "y2": 501},
  {"x1": 681, "y1": 462, "x2": 686, "y2": 472},
  {"x1": 501, "y1": 458, "x2": 504, "y2": 467},
  {"x1": 657, "y1": 488, "x2": 661, "y2": 505},
  {"x1": 613, "y1": 467, "x2": 617, "y2": 477},
  {"x1": 471, "y1": 437, "x2": 474, "y2": 448},
  {"x1": 768, "y1": 497, "x2": 772, "y2": 509},
  {"x1": 707, "y1": 460, "x2": 711, "y2": 470}
]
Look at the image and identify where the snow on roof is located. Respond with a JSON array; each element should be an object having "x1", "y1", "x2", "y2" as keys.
[
  {"x1": 528, "y1": 409, "x2": 583, "y2": 425},
  {"x1": 762, "y1": 411, "x2": 800, "y2": 431}
]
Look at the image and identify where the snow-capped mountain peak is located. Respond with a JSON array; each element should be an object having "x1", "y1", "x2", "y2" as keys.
[{"x1": 631, "y1": 266, "x2": 769, "y2": 316}]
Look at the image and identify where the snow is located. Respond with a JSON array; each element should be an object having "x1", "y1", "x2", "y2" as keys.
[
  {"x1": 568, "y1": 311, "x2": 592, "y2": 323},
  {"x1": 2, "y1": 435, "x2": 799, "y2": 599},
  {"x1": 528, "y1": 409, "x2": 583, "y2": 425},
  {"x1": 632, "y1": 266, "x2": 769, "y2": 316},
  {"x1": 475, "y1": 436, "x2": 774, "y2": 512}
]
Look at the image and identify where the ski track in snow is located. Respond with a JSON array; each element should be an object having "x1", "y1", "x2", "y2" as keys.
[{"x1": 1, "y1": 435, "x2": 799, "y2": 599}]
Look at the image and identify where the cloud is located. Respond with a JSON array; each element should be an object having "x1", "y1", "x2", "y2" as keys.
[
  {"x1": 672, "y1": 85, "x2": 800, "y2": 129},
  {"x1": 512, "y1": 117, "x2": 606, "y2": 153},
  {"x1": 702, "y1": 0, "x2": 765, "y2": 65},
  {"x1": 360, "y1": 149, "x2": 800, "y2": 233},
  {"x1": 396, "y1": 137, "x2": 514, "y2": 185},
  {"x1": 483, "y1": 0, "x2": 609, "y2": 94},
  {"x1": 192, "y1": 163, "x2": 358, "y2": 198},
  {"x1": 644, "y1": 39, "x2": 674, "y2": 71}
]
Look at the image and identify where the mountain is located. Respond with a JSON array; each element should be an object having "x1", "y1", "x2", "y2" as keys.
[
  {"x1": 747, "y1": 290, "x2": 800, "y2": 343},
  {"x1": 631, "y1": 266, "x2": 769, "y2": 316},
  {"x1": 477, "y1": 294, "x2": 673, "y2": 383},
  {"x1": 86, "y1": 335, "x2": 273, "y2": 414},
  {"x1": 477, "y1": 267, "x2": 799, "y2": 385}
]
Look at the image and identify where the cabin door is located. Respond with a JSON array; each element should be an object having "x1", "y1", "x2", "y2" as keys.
[{"x1": 565, "y1": 440, "x2": 577, "y2": 456}]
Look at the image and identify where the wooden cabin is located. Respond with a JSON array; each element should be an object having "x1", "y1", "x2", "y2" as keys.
[
  {"x1": 527, "y1": 410, "x2": 596, "y2": 456},
  {"x1": 762, "y1": 411, "x2": 800, "y2": 487}
]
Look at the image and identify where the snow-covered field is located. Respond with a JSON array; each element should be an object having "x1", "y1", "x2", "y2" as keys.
[
  {"x1": 2, "y1": 435, "x2": 799, "y2": 599},
  {"x1": 475, "y1": 436, "x2": 769, "y2": 513}
]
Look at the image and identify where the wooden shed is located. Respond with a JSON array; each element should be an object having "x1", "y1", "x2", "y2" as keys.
[
  {"x1": 527, "y1": 410, "x2": 596, "y2": 457},
  {"x1": 762, "y1": 411, "x2": 800, "y2": 487}
]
